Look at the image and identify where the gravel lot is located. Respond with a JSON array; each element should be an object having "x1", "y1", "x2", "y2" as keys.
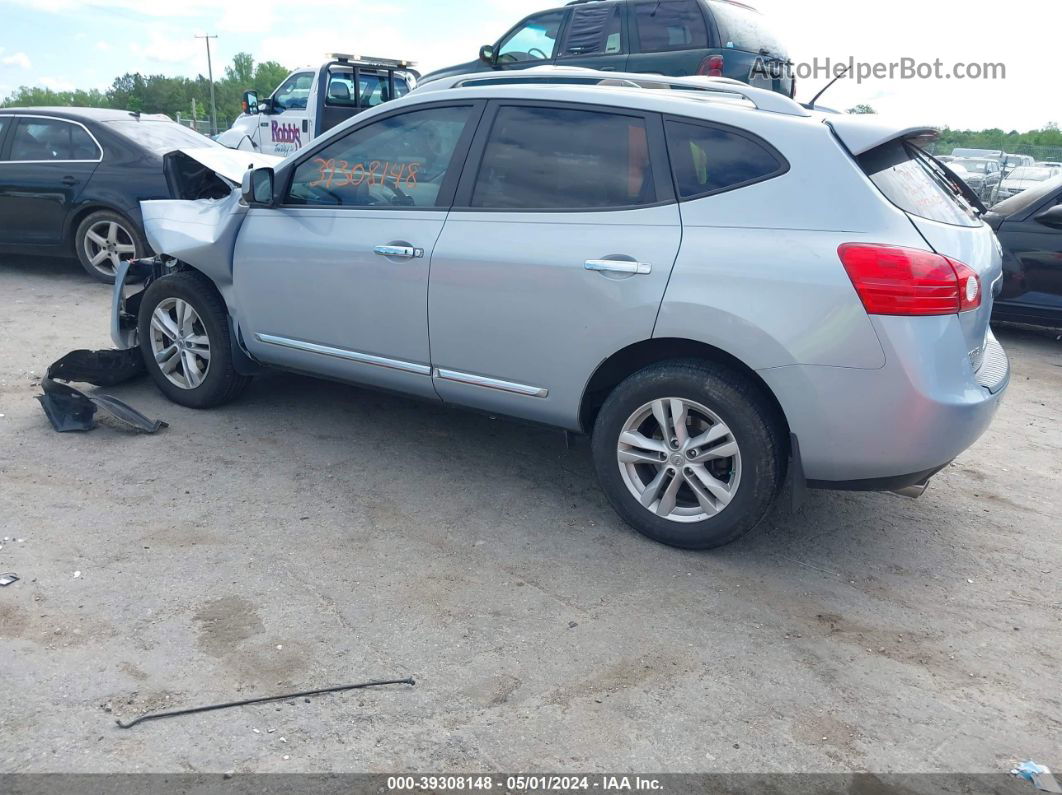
[{"x1": 1, "y1": 255, "x2": 1059, "y2": 774}]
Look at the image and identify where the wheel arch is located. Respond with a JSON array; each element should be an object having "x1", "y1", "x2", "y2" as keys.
[
  {"x1": 579, "y1": 337, "x2": 792, "y2": 441},
  {"x1": 66, "y1": 203, "x2": 141, "y2": 249}
]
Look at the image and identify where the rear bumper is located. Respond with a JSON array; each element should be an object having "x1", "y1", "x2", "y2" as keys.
[{"x1": 760, "y1": 318, "x2": 1009, "y2": 484}]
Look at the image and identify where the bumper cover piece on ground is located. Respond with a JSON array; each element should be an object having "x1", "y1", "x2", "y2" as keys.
[{"x1": 37, "y1": 349, "x2": 167, "y2": 434}]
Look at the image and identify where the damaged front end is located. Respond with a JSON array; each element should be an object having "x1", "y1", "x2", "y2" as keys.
[{"x1": 39, "y1": 147, "x2": 280, "y2": 433}]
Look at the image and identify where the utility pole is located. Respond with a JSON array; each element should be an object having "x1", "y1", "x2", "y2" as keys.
[{"x1": 195, "y1": 34, "x2": 218, "y2": 136}]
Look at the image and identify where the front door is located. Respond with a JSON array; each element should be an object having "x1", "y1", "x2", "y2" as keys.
[
  {"x1": 233, "y1": 102, "x2": 482, "y2": 400},
  {"x1": 258, "y1": 71, "x2": 314, "y2": 156},
  {"x1": 0, "y1": 116, "x2": 99, "y2": 246},
  {"x1": 428, "y1": 102, "x2": 681, "y2": 429}
]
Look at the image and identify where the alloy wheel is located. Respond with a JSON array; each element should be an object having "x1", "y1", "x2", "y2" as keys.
[
  {"x1": 83, "y1": 220, "x2": 137, "y2": 277},
  {"x1": 616, "y1": 398, "x2": 742, "y2": 523},
  {"x1": 149, "y1": 298, "x2": 212, "y2": 389}
]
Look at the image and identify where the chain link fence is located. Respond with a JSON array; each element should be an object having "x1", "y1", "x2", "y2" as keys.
[{"x1": 174, "y1": 113, "x2": 226, "y2": 138}]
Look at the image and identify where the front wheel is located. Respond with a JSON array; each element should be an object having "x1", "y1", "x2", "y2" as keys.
[
  {"x1": 137, "y1": 271, "x2": 252, "y2": 408},
  {"x1": 591, "y1": 361, "x2": 784, "y2": 549}
]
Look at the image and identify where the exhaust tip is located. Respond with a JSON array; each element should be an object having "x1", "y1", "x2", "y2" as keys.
[{"x1": 892, "y1": 481, "x2": 930, "y2": 499}]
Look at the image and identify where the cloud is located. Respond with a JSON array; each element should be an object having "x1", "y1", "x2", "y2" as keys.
[
  {"x1": 1, "y1": 52, "x2": 32, "y2": 69},
  {"x1": 96, "y1": 41, "x2": 111, "y2": 51},
  {"x1": 128, "y1": 31, "x2": 202, "y2": 67},
  {"x1": 39, "y1": 76, "x2": 75, "y2": 91}
]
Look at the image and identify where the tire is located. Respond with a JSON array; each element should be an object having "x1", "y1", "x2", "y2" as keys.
[
  {"x1": 74, "y1": 210, "x2": 146, "y2": 284},
  {"x1": 137, "y1": 270, "x2": 252, "y2": 408},
  {"x1": 591, "y1": 360, "x2": 784, "y2": 550}
]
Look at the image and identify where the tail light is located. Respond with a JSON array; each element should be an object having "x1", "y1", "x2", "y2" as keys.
[
  {"x1": 838, "y1": 244, "x2": 981, "y2": 316},
  {"x1": 697, "y1": 54, "x2": 724, "y2": 77}
]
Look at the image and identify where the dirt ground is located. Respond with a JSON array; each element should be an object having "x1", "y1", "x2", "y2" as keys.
[{"x1": 0, "y1": 255, "x2": 1059, "y2": 775}]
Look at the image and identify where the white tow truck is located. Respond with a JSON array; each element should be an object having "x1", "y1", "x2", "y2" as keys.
[{"x1": 216, "y1": 54, "x2": 418, "y2": 155}]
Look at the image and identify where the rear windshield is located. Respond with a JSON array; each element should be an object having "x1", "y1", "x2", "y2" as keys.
[
  {"x1": 859, "y1": 140, "x2": 980, "y2": 227},
  {"x1": 107, "y1": 120, "x2": 220, "y2": 153},
  {"x1": 707, "y1": 0, "x2": 786, "y2": 56},
  {"x1": 991, "y1": 174, "x2": 1062, "y2": 216}
]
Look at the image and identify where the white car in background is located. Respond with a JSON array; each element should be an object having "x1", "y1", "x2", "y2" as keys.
[
  {"x1": 216, "y1": 54, "x2": 417, "y2": 155},
  {"x1": 996, "y1": 165, "x2": 1062, "y2": 200}
]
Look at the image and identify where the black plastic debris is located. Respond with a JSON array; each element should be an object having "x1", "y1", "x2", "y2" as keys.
[{"x1": 37, "y1": 349, "x2": 167, "y2": 434}]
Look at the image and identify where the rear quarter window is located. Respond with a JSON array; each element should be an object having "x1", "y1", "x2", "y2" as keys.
[
  {"x1": 859, "y1": 141, "x2": 980, "y2": 228},
  {"x1": 634, "y1": 0, "x2": 708, "y2": 53},
  {"x1": 665, "y1": 119, "x2": 787, "y2": 199}
]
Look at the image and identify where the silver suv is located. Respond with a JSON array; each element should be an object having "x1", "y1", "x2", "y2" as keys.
[{"x1": 113, "y1": 69, "x2": 1009, "y2": 549}]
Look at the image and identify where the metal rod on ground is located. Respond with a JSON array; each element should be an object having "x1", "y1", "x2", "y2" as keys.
[
  {"x1": 195, "y1": 34, "x2": 218, "y2": 136},
  {"x1": 115, "y1": 677, "x2": 415, "y2": 729}
]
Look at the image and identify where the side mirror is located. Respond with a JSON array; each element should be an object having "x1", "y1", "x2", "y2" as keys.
[
  {"x1": 1033, "y1": 204, "x2": 1062, "y2": 229},
  {"x1": 241, "y1": 90, "x2": 259, "y2": 115},
  {"x1": 242, "y1": 167, "x2": 275, "y2": 208},
  {"x1": 479, "y1": 44, "x2": 496, "y2": 65}
]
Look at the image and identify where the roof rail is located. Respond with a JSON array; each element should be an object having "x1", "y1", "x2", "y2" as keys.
[{"x1": 414, "y1": 67, "x2": 810, "y2": 117}]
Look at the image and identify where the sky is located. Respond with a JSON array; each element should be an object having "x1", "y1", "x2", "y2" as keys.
[{"x1": 0, "y1": 0, "x2": 1056, "y2": 131}]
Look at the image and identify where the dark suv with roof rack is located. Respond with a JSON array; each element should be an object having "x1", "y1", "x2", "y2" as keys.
[{"x1": 421, "y1": 0, "x2": 794, "y2": 97}]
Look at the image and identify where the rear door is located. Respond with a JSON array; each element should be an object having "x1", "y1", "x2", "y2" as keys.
[
  {"x1": 0, "y1": 115, "x2": 100, "y2": 246},
  {"x1": 554, "y1": 2, "x2": 627, "y2": 72},
  {"x1": 428, "y1": 101, "x2": 681, "y2": 429}
]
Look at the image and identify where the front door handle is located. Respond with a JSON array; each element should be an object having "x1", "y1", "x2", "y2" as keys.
[
  {"x1": 374, "y1": 244, "x2": 424, "y2": 259},
  {"x1": 585, "y1": 258, "x2": 651, "y2": 275},
  {"x1": 62, "y1": 176, "x2": 79, "y2": 186}
]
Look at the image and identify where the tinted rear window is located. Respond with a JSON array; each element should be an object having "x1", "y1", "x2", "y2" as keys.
[
  {"x1": 859, "y1": 140, "x2": 980, "y2": 227},
  {"x1": 666, "y1": 119, "x2": 786, "y2": 199},
  {"x1": 707, "y1": 0, "x2": 786, "y2": 55},
  {"x1": 108, "y1": 120, "x2": 220, "y2": 153},
  {"x1": 634, "y1": 0, "x2": 708, "y2": 53},
  {"x1": 562, "y1": 4, "x2": 623, "y2": 57},
  {"x1": 471, "y1": 106, "x2": 655, "y2": 210}
]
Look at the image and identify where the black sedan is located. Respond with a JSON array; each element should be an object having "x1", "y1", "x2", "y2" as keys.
[
  {"x1": 0, "y1": 107, "x2": 221, "y2": 282},
  {"x1": 988, "y1": 174, "x2": 1062, "y2": 327}
]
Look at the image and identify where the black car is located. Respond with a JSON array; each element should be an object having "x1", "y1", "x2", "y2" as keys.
[
  {"x1": 0, "y1": 107, "x2": 221, "y2": 282},
  {"x1": 987, "y1": 174, "x2": 1062, "y2": 327},
  {"x1": 421, "y1": 0, "x2": 794, "y2": 97}
]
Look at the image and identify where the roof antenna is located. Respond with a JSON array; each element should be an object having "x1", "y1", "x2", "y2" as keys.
[{"x1": 808, "y1": 65, "x2": 850, "y2": 109}]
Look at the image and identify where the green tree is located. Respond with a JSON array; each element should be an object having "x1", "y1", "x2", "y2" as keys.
[{"x1": 846, "y1": 104, "x2": 877, "y2": 114}]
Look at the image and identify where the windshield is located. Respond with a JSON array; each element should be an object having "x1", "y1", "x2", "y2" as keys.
[
  {"x1": 1008, "y1": 167, "x2": 1052, "y2": 181},
  {"x1": 954, "y1": 159, "x2": 989, "y2": 174},
  {"x1": 708, "y1": 0, "x2": 786, "y2": 55},
  {"x1": 106, "y1": 120, "x2": 220, "y2": 153}
]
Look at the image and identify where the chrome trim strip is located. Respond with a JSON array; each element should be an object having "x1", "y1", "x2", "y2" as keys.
[
  {"x1": 0, "y1": 113, "x2": 104, "y2": 163},
  {"x1": 255, "y1": 333, "x2": 431, "y2": 376},
  {"x1": 434, "y1": 367, "x2": 549, "y2": 398},
  {"x1": 585, "y1": 259, "x2": 651, "y2": 275}
]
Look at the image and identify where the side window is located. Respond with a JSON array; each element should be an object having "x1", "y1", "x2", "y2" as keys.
[
  {"x1": 10, "y1": 118, "x2": 101, "y2": 161},
  {"x1": 497, "y1": 10, "x2": 566, "y2": 64},
  {"x1": 561, "y1": 5, "x2": 623, "y2": 57},
  {"x1": 0, "y1": 117, "x2": 8, "y2": 158},
  {"x1": 665, "y1": 119, "x2": 785, "y2": 199},
  {"x1": 273, "y1": 72, "x2": 314, "y2": 111},
  {"x1": 287, "y1": 105, "x2": 474, "y2": 208},
  {"x1": 471, "y1": 106, "x2": 655, "y2": 210},
  {"x1": 634, "y1": 0, "x2": 708, "y2": 53}
]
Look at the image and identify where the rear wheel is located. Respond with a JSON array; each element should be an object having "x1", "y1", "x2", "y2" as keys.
[
  {"x1": 74, "y1": 210, "x2": 144, "y2": 283},
  {"x1": 591, "y1": 360, "x2": 784, "y2": 549},
  {"x1": 137, "y1": 271, "x2": 251, "y2": 408}
]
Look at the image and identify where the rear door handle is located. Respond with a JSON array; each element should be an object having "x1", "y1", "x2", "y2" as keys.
[
  {"x1": 585, "y1": 259, "x2": 651, "y2": 275},
  {"x1": 374, "y1": 244, "x2": 424, "y2": 259}
]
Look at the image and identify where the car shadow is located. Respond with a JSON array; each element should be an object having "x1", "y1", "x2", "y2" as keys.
[{"x1": 0, "y1": 253, "x2": 98, "y2": 282}]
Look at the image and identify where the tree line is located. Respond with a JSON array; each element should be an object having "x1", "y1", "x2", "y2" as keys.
[
  {"x1": 3, "y1": 56, "x2": 1060, "y2": 157},
  {"x1": 0, "y1": 52, "x2": 290, "y2": 129}
]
